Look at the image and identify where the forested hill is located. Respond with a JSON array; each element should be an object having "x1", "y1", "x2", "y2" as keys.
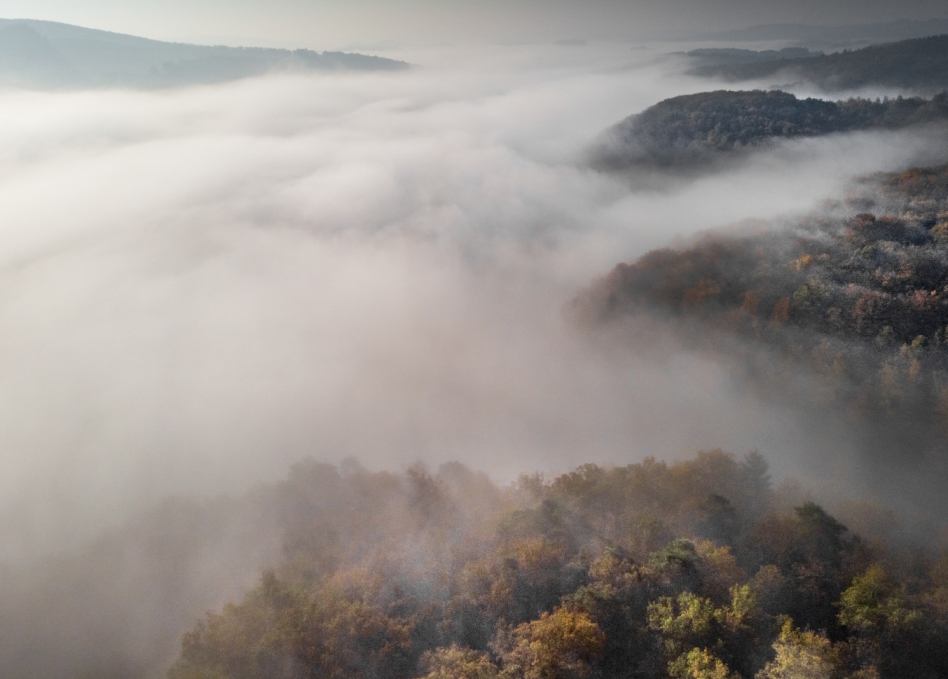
[
  {"x1": 0, "y1": 19, "x2": 408, "y2": 88},
  {"x1": 166, "y1": 453, "x2": 948, "y2": 679},
  {"x1": 592, "y1": 89, "x2": 948, "y2": 170},
  {"x1": 686, "y1": 34, "x2": 948, "y2": 92},
  {"x1": 577, "y1": 163, "x2": 948, "y2": 503}
]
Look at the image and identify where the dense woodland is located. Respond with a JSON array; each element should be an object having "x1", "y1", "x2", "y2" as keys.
[
  {"x1": 686, "y1": 35, "x2": 948, "y2": 92},
  {"x1": 167, "y1": 452, "x2": 948, "y2": 679},
  {"x1": 593, "y1": 90, "x2": 948, "y2": 169},
  {"x1": 579, "y1": 164, "x2": 948, "y2": 498}
]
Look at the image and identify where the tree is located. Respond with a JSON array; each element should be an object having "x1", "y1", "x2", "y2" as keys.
[
  {"x1": 838, "y1": 564, "x2": 921, "y2": 675},
  {"x1": 755, "y1": 620, "x2": 842, "y2": 679},
  {"x1": 668, "y1": 647, "x2": 735, "y2": 679},
  {"x1": 498, "y1": 607, "x2": 606, "y2": 679},
  {"x1": 417, "y1": 645, "x2": 501, "y2": 679}
]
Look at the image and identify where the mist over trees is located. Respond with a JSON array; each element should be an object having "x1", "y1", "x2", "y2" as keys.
[
  {"x1": 165, "y1": 452, "x2": 948, "y2": 679},
  {"x1": 1, "y1": 7, "x2": 947, "y2": 679},
  {"x1": 576, "y1": 163, "x2": 948, "y2": 511},
  {"x1": 591, "y1": 90, "x2": 948, "y2": 170}
]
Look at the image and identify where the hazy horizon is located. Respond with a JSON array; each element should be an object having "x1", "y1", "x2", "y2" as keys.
[{"x1": 0, "y1": 1, "x2": 946, "y2": 50}]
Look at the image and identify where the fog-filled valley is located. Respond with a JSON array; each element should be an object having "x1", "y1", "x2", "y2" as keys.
[{"x1": 2, "y1": 17, "x2": 948, "y2": 679}]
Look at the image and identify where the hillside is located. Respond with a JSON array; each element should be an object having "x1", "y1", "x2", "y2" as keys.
[
  {"x1": 165, "y1": 453, "x2": 948, "y2": 679},
  {"x1": 577, "y1": 163, "x2": 948, "y2": 501},
  {"x1": 0, "y1": 19, "x2": 408, "y2": 88},
  {"x1": 687, "y1": 34, "x2": 948, "y2": 92},
  {"x1": 591, "y1": 90, "x2": 948, "y2": 170}
]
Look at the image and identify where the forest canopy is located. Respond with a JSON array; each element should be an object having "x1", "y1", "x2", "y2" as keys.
[{"x1": 167, "y1": 451, "x2": 948, "y2": 679}]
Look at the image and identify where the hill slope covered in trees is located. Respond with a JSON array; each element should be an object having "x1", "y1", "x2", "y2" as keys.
[
  {"x1": 592, "y1": 90, "x2": 948, "y2": 170},
  {"x1": 166, "y1": 452, "x2": 948, "y2": 679},
  {"x1": 578, "y1": 163, "x2": 948, "y2": 504}
]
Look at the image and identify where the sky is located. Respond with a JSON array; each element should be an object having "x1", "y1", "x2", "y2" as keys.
[{"x1": 0, "y1": 0, "x2": 945, "y2": 48}]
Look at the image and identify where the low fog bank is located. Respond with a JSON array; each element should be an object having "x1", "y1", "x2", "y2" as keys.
[
  {"x1": 1, "y1": 41, "x2": 948, "y2": 677},
  {"x1": 0, "y1": 42, "x2": 944, "y2": 554},
  {"x1": 0, "y1": 491, "x2": 282, "y2": 679}
]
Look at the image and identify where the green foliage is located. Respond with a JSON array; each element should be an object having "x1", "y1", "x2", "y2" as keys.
[
  {"x1": 839, "y1": 565, "x2": 919, "y2": 636},
  {"x1": 648, "y1": 592, "x2": 719, "y2": 657}
]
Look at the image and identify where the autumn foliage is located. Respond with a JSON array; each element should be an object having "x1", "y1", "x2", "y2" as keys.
[
  {"x1": 168, "y1": 451, "x2": 948, "y2": 679},
  {"x1": 577, "y1": 163, "x2": 948, "y2": 503}
]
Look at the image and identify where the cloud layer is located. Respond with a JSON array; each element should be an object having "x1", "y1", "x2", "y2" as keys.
[{"x1": 0, "y1": 43, "x2": 946, "y2": 562}]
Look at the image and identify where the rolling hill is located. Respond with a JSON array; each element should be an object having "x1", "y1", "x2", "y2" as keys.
[
  {"x1": 0, "y1": 19, "x2": 408, "y2": 88},
  {"x1": 591, "y1": 89, "x2": 948, "y2": 171}
]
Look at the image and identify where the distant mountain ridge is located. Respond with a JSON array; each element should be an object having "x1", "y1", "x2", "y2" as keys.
[
  {"x1": 0, "y1": 18, "x2": 409, "y2": 88},
  {"x1": 695, "y1": 18, "x2": 948, "y2": 47},
  {"x1": 687, "y1": 34, "x2": 948, "y2": 92}
]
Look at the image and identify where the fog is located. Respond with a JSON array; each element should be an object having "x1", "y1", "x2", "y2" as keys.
[
  {"x1": 2, "y1": 42, "x2": 946, "y2": 554},
  {"x1": 2, "y1": 0, "x2": 948, "y2": 48},
  {"x1": 1, "y1": 37, "x2": 948, "y2": 678}
]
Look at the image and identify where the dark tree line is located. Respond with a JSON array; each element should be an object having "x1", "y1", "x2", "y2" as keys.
[{"x1": 593, "y1": 90, "x2": 948, "y2": 170}]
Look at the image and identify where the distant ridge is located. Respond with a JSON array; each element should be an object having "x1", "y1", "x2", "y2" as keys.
[
  {"x1": 0, "y1": 18, "x2": 409, "y2": 88},
  {"x1": 696, "y1": 18, "x2": 948, "y2": 47},
  {"x1": 687, "y1": 34, "x2": 948, "y2": 93}
]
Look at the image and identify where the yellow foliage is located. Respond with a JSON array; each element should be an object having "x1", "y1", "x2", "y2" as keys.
[
  {"x1": 668, "y1": 647, "x2": 734, "y2": 679},
  {"x1": 501, "y1": 607, "x2": 605, "y2": 679},
  {"x1": 755, "y1": 620, "x2": 840, "y2": 679},
  {"x1": 419, "y1": 645, "x2": 501, "y2": 679},
  {"x1": 793, "y1": 254, "x2": 814, "y2": 271}
]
